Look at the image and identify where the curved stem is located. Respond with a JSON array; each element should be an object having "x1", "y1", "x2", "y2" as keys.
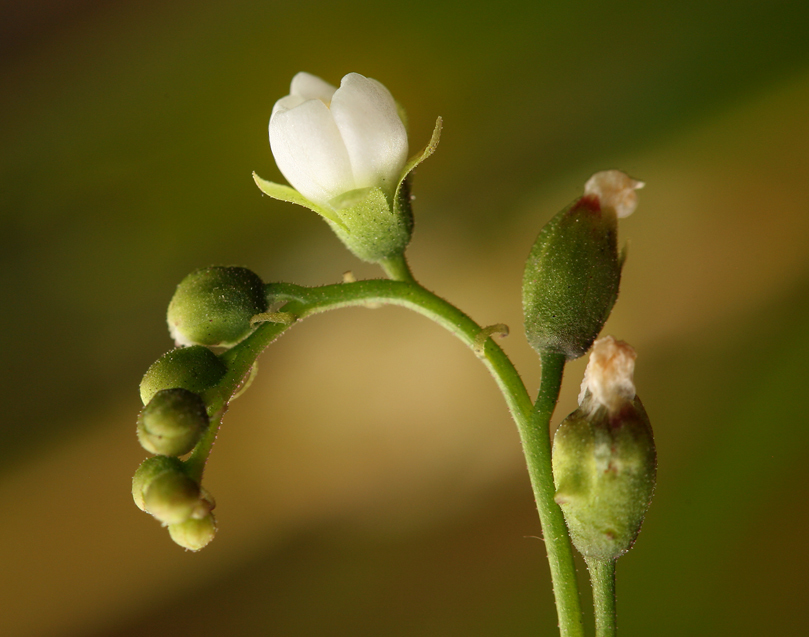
[
  {"x1": 528, "y1": 352, "x2": 584, "y2": 637},
  {"x1": 192, "y1": 269, "x2": 581, "y2": 635},
  {"x1": 586, "y1": 557, "x2": 616, "y2": 637}
]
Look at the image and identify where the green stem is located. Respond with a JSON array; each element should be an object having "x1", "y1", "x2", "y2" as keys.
[
  {"x1": 189, "y1": 268, "x2": 581, "y2": 635},
  {"x1": 185, "y1": 411, "x2": 224, "y2": 482},
  {"x1": 528, "y1": 352, "x2": 584, "y2": 637},
  {"x1": 379, "y1": 253, "x2": 415, "y2": 282},
  {"x1": 586, "y1": 557, "x2": 617, "y2": 637}
]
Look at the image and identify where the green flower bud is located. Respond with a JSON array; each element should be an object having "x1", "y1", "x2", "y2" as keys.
[
  {"x1": 552, "y1": 337, "x2": 656, "y2": 561},
  {"x1": 523, "y1": 170, "x2": 643, "y2": 360},
  {"x1": 137, "y1": 388, "x2": 209, "y2": 456},
  {"x1": 169, "y1": 513, "x2": 217, "y2": 551},
  {"x1": 132, "y1": 455, "x2": 185, "y2": 512},
  {"x1": 167, "y1": 266, "x2": 268, "y2": 347},
  {"x1": 142, "y1": 467, "x2": 211, "y2": 526},
  {"x1": 139, "y1": 345, "x2": 226, "y2": 405}
]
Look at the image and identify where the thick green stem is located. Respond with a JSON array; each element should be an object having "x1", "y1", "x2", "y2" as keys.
[
  {"x1": 527, "y1": 351, "x2": 584, "y2": 637},
  {"x1": 586, "y1": 557, "x2": 617, "y2": 637},
  {"x1": 190, "y1": 270, "x2": 581, "y2": 635}
]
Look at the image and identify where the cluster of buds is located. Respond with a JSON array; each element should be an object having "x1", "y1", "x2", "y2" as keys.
[
  {"x1": 522, "y1": 170, "x2": 656, "y2": 562},
  {"x1": 133, "y1": 266, "x2": 270, "y2": 550}
]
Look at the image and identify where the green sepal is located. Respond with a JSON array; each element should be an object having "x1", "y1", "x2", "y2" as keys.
[
  {"x1": 552, "y1": 398, "x2": 657, "y2": 561},
  {"x1": 399, "y1": 116, "x2": 443, "y2": 186},
  {"x1": 325, "y1": 186, "x2": 410, "y2": 263},
  {"x1": 522, "y1": 196, "x2": 623, "y2": 360},
  {"x1": 252, "y1": 173, "x2": 347, "y2": 230}
]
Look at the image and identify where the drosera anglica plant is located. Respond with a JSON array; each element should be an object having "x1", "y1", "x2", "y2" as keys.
[{"x1": 131, "y1": 71, "x2": 655, "y2": 636}]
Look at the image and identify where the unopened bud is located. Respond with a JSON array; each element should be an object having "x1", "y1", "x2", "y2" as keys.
[
  {"x1": 139, "y1": 345, "x2": 226, "y2": 405},
  {"x1": 552, "y1": 337, "x2": 656, "y2": 560},
  {"x1": 168, "y1": 266, "x2": 268, "y2": 347},
  {"x1": 137, "y1": 388, "x2": 209, "y2": 456},
  {"x1": 522, "y1": 171, "x2": 642, "y2": 360},
  {"x1": 169, "y1": 513, "x2": 218, "y2": 551},
  {"x1": 132, "y1": 456, "x2": 185, "y2": 512},
  {"x1": 142, "y1": 467, "x2": 211, "y2": 526}
]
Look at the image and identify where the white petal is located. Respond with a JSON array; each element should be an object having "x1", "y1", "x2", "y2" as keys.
[
  {"x1": 269, "y1": 99, "x2": 354, "y2": 208},
  {"x1": 289, "y1": 72, "x2": 337, "y2": 102},
  {"x1": 330, "y1": 73, "x2": 408, "y2": 195},
  {"x1": 272, "y1": 94, "x2": 306, "y2": 118}
]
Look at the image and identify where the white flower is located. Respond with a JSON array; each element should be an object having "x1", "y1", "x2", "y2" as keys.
[
  {"x1": 583, "y1": 170, "x2": 644, "y2": 219},
  {"x1": 269, "y1": 72, "x2": 409, "y2": 209}
]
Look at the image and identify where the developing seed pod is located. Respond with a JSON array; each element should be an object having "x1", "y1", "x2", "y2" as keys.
[
  {"x1": 552, "y1": 337, "x2": 656, "y2": 561},
  {"x1": 522, "y1": 170, "x2": 643, "y2": 360},
  {"x1": 137, "y1": 388, "x2": 209, "y2": 456},
  {"x1": 167, "y1": 266, "x2": 268, "y2": 347},
  {"x1": 169, "y1": 513, "x2": 218, "y2": 551},
  {"x1": 139, "y1": 345, "x2": 226, "y2": 405}
]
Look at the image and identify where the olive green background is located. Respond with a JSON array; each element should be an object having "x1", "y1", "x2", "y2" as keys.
[{"x1": 2, "y1": 0, "x2": 808, "y2": 635}]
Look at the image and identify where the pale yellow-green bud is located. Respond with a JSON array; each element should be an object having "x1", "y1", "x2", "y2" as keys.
[
  {"x1": 142, "y1": 467, "x2": 210, "y2": 526},
  {"x1": 169, "y1": 513, "x2": 217, "y2": 551},
  {"x1": 137, "y1": 388, "x2": 209, "y2": 456},
  {"x1": 132, "y1": 455, "x2": 184, "y2": 512}
]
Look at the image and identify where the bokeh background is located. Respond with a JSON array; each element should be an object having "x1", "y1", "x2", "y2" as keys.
[{"x1": 2, "y1": 0, "x2": 809, "y2": 634}]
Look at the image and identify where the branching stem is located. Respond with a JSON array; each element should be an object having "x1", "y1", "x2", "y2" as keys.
[{"x1": 188, "y1": 261, "x2": 582, "y2": 635}]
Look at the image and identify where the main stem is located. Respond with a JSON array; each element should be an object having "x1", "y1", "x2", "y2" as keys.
[
  {"x1": 528, "y1": 351, "x2": 584, "y2": 637},
  {"x1": 586, "y1": 557, "x2": 616, "y2": 637},
  {"x1": 198, "y1": 265, "x2": 581, "y2": 635}
]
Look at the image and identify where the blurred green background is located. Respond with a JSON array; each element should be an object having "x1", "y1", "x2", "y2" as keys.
[{"x1": 2, "y1": 0, "x2": 809, "y2": 634}]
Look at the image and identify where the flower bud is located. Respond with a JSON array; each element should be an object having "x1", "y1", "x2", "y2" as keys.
[
  {"x1": 139, "y1": 345, "x2": 226, "y2": 405},
  {"x1": 137, "y1": 388, "x2": 209, "y2": 456},
  {"x1": 522, "y1": 170, "x2": 643, "y2": 360},
  {"x1": 167, "y1": 266, "x2": 268, "y2": 347},
  {"x1": 254, "y1": 72, "x2": 441, "y2": 263},
  {"x1": 132, "y1": 455, "x2": 185, "y2": 512},
  {"x1": 169, "y1": 513, "x2": 217, "y2": 551},
  {"x1": 552, "y1": 337, "x2": 656, "y2": 561},
  {"x1": 142, "y1": 466, "x2": 211, "y2": 526}
]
